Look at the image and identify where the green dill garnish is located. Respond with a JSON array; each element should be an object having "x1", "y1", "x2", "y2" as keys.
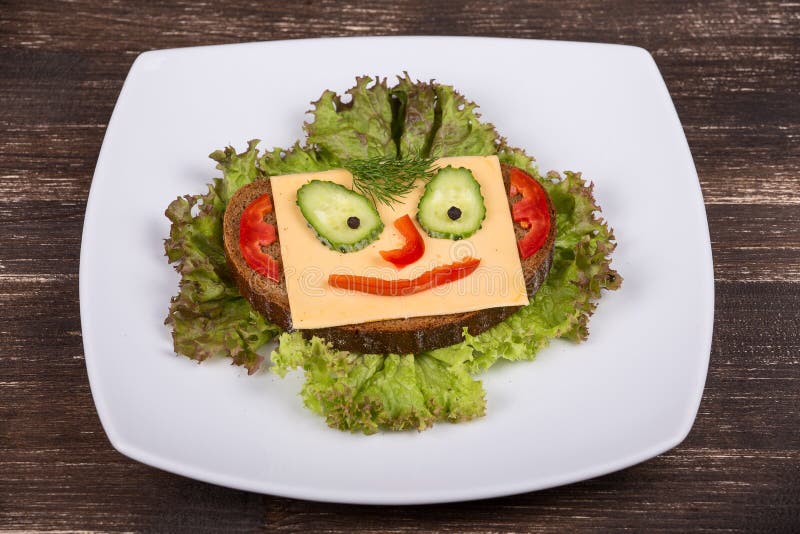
[{"x1": 344, "y1": 156, "x2": 436, "y2": 206}]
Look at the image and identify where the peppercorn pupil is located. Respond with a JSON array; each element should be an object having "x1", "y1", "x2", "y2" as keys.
[
  {"x1": 447, "y1": 206, "x2": 462, "y2": 220},
  {"x1": 347, "y1": 216, "x2": 361, "y2": 229}
]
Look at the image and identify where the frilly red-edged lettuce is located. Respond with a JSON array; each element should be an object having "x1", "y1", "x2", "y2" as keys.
[{"x1": 164, "y1": 76, "x2": 621, "y2": 432}]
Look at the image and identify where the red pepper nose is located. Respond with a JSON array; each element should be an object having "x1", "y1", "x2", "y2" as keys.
[{"x1": 379, "y1": 214, "x2": 425, "y2": 268}]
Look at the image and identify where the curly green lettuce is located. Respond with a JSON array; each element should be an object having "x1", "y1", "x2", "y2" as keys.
[
  {"x1": 393, "y1": 73, "x2": 437, "y2": 157},
  {"x1": 164, "y1": 141, "x2": 275, "y2": 373},
  {"x1": 305, "y1": 76, "x2": 396, "y2": 160},
  {"x1": 393, "y1": 74, "x2": 501, "y2": 159},
  {"x1": 164, "y1": 75, "x2": 621, "y2": 432},
  {"x1": 271, "y1": 333, "x2": 484, "y2": 434}
]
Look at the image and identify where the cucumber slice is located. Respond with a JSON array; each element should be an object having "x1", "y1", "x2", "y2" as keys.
[
  {"x1": 417, "y1": 166, "x2": 486, "y2": 240},
  {"x1": 296, "y1": 180, "x2": 384, "y2": 252}
]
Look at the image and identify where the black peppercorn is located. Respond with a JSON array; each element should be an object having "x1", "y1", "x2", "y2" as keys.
[
  {"x1": 447, "y1": 206, "x2": 462, "y2": 220},
  {"x1": 347, "y1": 216, "x2": 361, "y2": 229}
]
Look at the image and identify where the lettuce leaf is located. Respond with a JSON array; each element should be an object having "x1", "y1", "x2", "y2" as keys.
[
  {"x1": 304, "y1": 76, "x2": 396, "y2": 161},
  {"x1": 393, "y1": 73, "x2": 438, "y2": 158},
  {"x1": 429, "y1": 84, "x2": 501, "y2": 157},
  {"x1": 259, "y1": 141, "x2": 333, "y2": 176},
  {"x1": 164, "y1": 140, "x2": 278, "y2": 373},
  {"x1": 394, "y1": 76, "x2": 501, "y2": 158},
  {"x1": 163, "y1": 77, "x2": 621, "y2": 432},
  {"x1": 271, "y1": 332, "x2": 484, "y2": 433}
]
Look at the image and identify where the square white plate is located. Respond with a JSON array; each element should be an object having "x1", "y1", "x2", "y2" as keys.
[{"x1": 80, "y1": 37, "x2": 714, "y2": 504}]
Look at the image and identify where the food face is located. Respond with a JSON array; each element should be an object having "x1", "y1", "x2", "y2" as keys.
[{"x1": 269, "y1": 155, "x2": 529, "y2": 329}]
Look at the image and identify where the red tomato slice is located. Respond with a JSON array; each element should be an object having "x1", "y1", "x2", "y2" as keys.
[
  {"x1": 379, "y1": 214, "x2": 425, "y2": 268},
  {"x1": 238, "y1": 193, "x2": 281, "y2": 282},
  {"x1": 328, "y1": 257, "x2": 481, "y2": 296},
  {"x1": 509, "y1": 168, "x2": 551, "y2": 259}
]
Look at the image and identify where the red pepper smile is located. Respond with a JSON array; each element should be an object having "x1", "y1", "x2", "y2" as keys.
[{"x1": 328, "y1": 257, "x2": 481, "y2": 296}]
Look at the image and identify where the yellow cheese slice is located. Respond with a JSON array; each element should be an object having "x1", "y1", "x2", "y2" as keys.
[{"x1": 270, "y1": 155, "x2": 529, "y2": 330}]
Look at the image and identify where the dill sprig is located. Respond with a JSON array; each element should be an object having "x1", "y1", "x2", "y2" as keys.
[{"x1": 344, "y1": 155, "x2": 437, "y2": 206}]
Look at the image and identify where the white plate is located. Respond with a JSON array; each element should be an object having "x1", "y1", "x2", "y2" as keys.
[{"x1": 80, "y1": 37, "x2": 713, "y2": 504}]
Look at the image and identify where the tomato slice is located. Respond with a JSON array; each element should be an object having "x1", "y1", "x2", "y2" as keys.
[
  {"x1": 329, "y1": 257, "x2": 481, "y2": 296},
  {"x1": 509, "y1": 168, "x2": 551, "y2": 259},
  {"x1": 379, "y1": 214, "x2": 425, "y2": 268},
  {"x1": 238, "y1": 193, "x2": 281, "y2": 282}
]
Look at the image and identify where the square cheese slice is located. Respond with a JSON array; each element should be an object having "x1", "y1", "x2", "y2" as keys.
[{"x1": 270, "y1": 155, "x2": 529, "y2": 329}]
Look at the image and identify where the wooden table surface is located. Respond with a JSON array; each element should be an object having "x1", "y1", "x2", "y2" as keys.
[{"x1": 2, "y1": 1, "x2": 798, "y2": 531}]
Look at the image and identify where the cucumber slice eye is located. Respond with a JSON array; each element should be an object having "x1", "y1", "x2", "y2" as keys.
[
  {"x1": 296, "y1": 180, "x2": 384, "y2": 252},
  {"x1": 416, "y1": 166, "x2": 486, "y2": 240}
]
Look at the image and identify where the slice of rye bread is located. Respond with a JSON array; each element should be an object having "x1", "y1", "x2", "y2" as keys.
[{"x1": 222, "y1": 163, "x2": 556, "y2": 354}]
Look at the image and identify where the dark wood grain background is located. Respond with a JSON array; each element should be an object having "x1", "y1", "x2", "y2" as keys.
[{"x1": 1, "y1": 1, "x2": 798, "y2": 532}]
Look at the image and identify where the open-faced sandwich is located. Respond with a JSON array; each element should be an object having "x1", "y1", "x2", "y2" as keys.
[
  {"x1": 164, "y1": 75, "x2": 621, "y2": 433},
  {"x1": 223, "y1": 156, "x2": 556, "y2": 355}
]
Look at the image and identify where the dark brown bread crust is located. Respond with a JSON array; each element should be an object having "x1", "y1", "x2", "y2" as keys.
[{"x1": 223, "y1": 163, "x2": 556, "y2": 354}]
